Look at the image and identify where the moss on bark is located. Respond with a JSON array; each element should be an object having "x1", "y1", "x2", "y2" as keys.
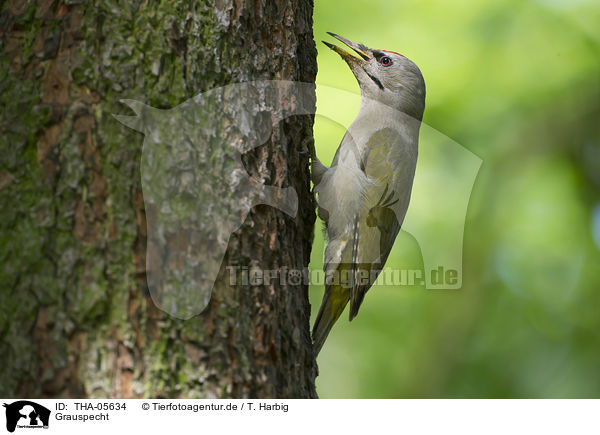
[{"x1": 0, "y1": 0, "x2": 317, "y2": 398}]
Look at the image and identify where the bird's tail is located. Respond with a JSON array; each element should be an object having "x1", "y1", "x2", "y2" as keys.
[{"x1": 312, "y1": 283, "x2": 350, "y2": 356}]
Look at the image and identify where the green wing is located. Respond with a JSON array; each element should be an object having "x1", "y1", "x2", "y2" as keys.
[{"x1": 349, "y1": 127, "x2": 407, "y2": 319}]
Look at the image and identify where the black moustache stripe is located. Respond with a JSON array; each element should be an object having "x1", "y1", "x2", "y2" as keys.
[{"x1": 366, "y1": 72, "x2": 384, "y2": 90}]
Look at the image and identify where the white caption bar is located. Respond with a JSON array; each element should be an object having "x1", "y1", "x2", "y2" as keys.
[{"x1": 1, "y1": 399, "x2": 598, "y2": 435}]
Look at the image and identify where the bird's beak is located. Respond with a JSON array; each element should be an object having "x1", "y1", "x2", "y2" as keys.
[{"x1": 322, "y1": 32, "x2": 370, "y2": 63}]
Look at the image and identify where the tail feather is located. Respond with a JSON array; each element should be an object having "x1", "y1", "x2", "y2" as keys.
[{"x1": 312, "y1": 285, "x2": 349, "y2": 356}]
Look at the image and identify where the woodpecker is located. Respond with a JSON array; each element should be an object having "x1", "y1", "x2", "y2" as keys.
[{"x1": 312, "y1": 33, "x2": 426, "y2": 355}]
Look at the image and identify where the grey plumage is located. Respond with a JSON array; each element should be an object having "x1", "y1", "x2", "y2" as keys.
[{"x1": 312, "y1": 33, "x2": 426, "y2": 355}]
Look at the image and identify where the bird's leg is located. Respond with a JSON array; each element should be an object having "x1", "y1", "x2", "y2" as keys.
[
  {"x1": 298, "y1": 136, "x2": 328, "y2": 186},
  {"x1": 311, "y1": 155, "x2": 328, "y2": 186}
]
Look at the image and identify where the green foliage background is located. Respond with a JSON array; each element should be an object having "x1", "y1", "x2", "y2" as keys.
[{"x1": 309, "y1": 0, "x2": 600, "y2": 397}]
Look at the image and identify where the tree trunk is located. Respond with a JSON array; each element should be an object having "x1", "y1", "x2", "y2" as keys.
[{"x1": 0, "y1": 0, "x2": 318, "y2": 398}]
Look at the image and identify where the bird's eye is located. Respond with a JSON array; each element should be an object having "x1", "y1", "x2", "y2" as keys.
[{"x1": 380, "y1": 56, "x2": 392, "y2": 67}]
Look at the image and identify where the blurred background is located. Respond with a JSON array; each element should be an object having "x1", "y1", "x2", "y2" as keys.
[{"x1": 309, "y1": 0, "x2": 600, "y2": 397}]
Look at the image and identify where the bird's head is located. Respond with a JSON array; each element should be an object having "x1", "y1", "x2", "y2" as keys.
[{"x1": 323, "y1": 32, "x2": 426, "y2": 120}]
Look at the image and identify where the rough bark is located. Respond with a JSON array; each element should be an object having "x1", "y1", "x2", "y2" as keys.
[{"x1": 0, "y1": 0, "x2": 318, "y2": 398}]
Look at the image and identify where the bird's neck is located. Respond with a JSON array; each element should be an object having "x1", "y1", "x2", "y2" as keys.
[
  {"x1": 358, "y1": 87, "x2": 425, "y2": 124},
  {"x1": 354, "y1": 96, "x2": 422, "y2": 138}
]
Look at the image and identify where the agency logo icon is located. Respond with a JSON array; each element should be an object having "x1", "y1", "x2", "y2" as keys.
[
  {"x1": 3, "y1": 401, "x2": 50, "y2": 432},
  {"x1": 114, "y1": 81, "x2": 312, "y2": 320}
]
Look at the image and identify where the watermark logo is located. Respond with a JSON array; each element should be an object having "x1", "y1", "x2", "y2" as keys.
[
  {"x1": 115, "y1": 80, "x2": 481, "y2": 319},
  {"x1": 3, "y1": 401, "x2": 50, "y2": 432}
]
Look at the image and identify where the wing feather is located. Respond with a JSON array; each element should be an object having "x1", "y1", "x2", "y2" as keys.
[{"x1": 349, "y1": 127, "x2": 410, "y2": 319}]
